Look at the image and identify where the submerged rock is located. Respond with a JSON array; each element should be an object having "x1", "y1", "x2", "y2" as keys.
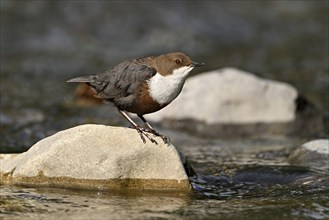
[
  {"x1": 0, "y1": 125, "x2": 191, "y2": 190},
  {"x1": 146, "y1": 68, "x2": 323, "y2": 138},
  {"x1": 233, "y1": 165, "x2": 329, "y2": 186},
  {"x1": 288, "y1": 139, "x2": 329, "y2": 170}
]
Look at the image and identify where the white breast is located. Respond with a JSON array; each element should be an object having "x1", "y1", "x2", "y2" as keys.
[{"x1": 148, "y1": 66, "x2": 194, "y2": 105}]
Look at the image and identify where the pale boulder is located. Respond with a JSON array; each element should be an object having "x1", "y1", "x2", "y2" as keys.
[
  {"x1": 146, "y1": 67, "x2": 298, "y2": 124},
  {"x1": 0, "y1": 124, "x2": 190, "y2": 190}
]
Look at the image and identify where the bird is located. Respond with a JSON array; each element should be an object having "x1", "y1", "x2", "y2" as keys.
[{"x1": 67, "y1": 52, "x2": 204, "y2": 144}]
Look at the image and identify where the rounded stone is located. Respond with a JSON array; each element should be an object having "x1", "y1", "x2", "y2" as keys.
[
  {"x1": 146, "y1": 67, "x2": 298, "y2": 124},
  {"x1": 0, "y1": 125, "x2": 190, "y2": 190},
  {"x1": 288, "y1": 139, "x2": 329, "y2": 169}
]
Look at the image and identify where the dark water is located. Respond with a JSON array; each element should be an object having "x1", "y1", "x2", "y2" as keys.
[
  {"x1": 1, "y1": 1, "x2": 329, "y2": 219},
  {"x1": 1, "y1": 180, "x2": 329, "y2": 220}
]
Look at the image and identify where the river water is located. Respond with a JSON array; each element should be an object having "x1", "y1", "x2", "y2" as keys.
[
  {"x1": 1, "y1": 131, "x2": 329, "y2": 219},
  {"x1": 1, "y1": 1, "x2": 328, "y2": 219}
]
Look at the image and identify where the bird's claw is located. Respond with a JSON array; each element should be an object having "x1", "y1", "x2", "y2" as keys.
[
  {"x1": 134, "y1": 126, "x2": 158, "y2": 144},
  {"x1": 142, "y1": 128, "x2": 170, "y2": 144},
  {"x1": 133, "y1": 126, "x2": 169, "y2": 144}
]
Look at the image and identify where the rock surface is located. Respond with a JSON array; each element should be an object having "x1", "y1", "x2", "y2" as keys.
[
  {"x1": 0, "y1": 124, "x2": 191, "y2": 190},
  {"x1": 147, "y1": 67, "x2": 298, "y2": 124},
  {"x1": 288, "y1": 139, "x2": 329, "y2": 169}
]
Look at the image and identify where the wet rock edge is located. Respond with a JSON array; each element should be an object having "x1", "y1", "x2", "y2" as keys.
[{"x1": 0, "y1": 170, "x2": 191, "y2": 191}]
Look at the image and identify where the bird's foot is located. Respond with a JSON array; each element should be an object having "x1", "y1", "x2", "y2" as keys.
[
  {"x1": 132, "y1": 126, "x2": 158, "y2": 144},
  {"x1": 144, "y1": 128, "x2": 170, "y2": 144},
  {"x1": 129, "y1": 125, "x2": 169, "y2": 144}
]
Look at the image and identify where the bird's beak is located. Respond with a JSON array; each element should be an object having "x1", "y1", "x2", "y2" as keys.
[{"x1": 191, "y1": 61, "x2": 205, "y2": 67}]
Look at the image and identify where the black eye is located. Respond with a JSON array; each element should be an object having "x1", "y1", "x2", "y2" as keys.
[{"x1": 175, "y1": 59, "x2": 182, "y2": 64}]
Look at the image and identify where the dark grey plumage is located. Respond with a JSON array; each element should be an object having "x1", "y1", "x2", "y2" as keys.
[{"x1": 67, "y1": 59, "x2": 156, "y2": 109}]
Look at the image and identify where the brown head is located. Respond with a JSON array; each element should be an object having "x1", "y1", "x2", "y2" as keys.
[{"x1": 152, "y1": 52, "x2": 204, "y2": 76}]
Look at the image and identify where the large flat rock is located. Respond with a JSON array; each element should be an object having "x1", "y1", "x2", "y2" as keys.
[
  {"x1": 147, "y1": 67, "x2": 298, "y2": 124},
  {"x1": 0, "y1": 125, "x2": 190, "y2": 190}
]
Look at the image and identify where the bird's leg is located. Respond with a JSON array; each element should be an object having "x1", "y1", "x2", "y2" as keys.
[
  {"x1": 138, "y1": 115, "x2": 170, "y2": 143},
  {"x1": 117, "y1": 109, "x2": 158, "y2": 144}
]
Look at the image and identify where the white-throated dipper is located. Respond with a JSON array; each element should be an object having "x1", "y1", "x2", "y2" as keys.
[{"x1": 67, "y1": 52, "x2": 204, "y2": 144}]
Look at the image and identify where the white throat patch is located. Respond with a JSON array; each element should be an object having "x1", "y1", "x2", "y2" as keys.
[{"x1": 148, "y1": 66, "x2": 194, "y2": 105}]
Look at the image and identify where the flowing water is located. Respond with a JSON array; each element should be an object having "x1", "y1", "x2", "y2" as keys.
[{"x1": 1, "y1": 182, "x2": 328, "y2": 220}]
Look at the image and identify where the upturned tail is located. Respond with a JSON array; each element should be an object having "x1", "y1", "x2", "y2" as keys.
[{"x1": 67, "y1": 75, "x2": 97, "y2": 83}]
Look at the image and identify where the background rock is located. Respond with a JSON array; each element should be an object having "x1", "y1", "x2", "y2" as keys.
[
  {"x1": 0, "y1": 125, "x2": 190, "y2": 190},
  {"x1": 288, "y1": 139, "x2": 329, "y2": 170},
  {"x1": 147, "y1": 68, "x2": 298, "y2": 124}
]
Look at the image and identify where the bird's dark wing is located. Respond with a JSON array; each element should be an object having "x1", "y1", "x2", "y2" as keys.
[{"x1": 89, "y1": 60, "x2": 156, "y2": 99}]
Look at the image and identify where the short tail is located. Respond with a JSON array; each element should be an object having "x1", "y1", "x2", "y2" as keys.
[{"x1": 67, "y1": 75, "x2": 97, "y2": 83}]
